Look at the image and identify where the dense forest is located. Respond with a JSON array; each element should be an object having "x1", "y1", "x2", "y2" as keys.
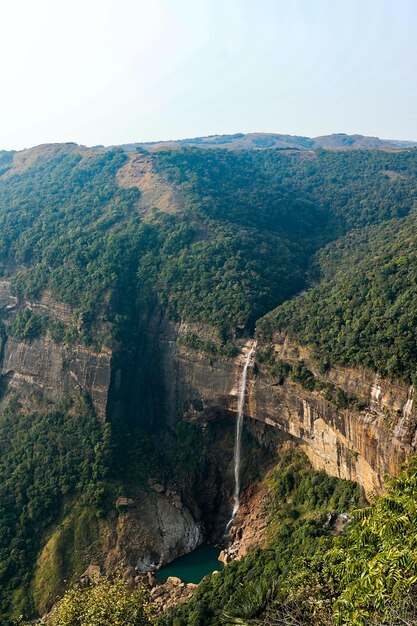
[
  {"x1": 19, "y1": 451, "x2": 417, "y2": 626},
  {"x1": 1, "y1": 145, "x2": 416, "y2": 345},
  {"x1": 259, "y1": 207, "x2": 417, "y2": 382},
  {"x1": 0, "y1": 143, "x2": 417, "y2": 624},
  {"x1": 0, "y1": 395, "x2": 109, "y2": 619}
]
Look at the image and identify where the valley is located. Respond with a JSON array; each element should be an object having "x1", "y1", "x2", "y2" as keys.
[{"x1": 0, "y1": 137, "x2": 416, "y2": 624}]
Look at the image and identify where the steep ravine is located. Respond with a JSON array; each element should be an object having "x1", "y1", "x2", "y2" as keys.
[
  {"x1": 130, "y1": 314, "x2": 417, "y2": 495},
  {"x1": 2, "y1": 282, "x2": 417, "y2": 614},
  {"x1": 2, "y1": 287, "x2": 415, "y2": 500}
]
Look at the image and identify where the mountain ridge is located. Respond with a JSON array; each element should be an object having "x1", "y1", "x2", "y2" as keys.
[
  {"x1": 3, "y1": 131, "x2": 417, "y2": 155},
  {"x1": 115, "y1": 131, "x2": 417, "y2": 152}
]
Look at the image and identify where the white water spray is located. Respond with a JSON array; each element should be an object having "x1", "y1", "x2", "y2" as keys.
[{"x1": 225, "y1": 341, "x2": 257, "y2": 534}]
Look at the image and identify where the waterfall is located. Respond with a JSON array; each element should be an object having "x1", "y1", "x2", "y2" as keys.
[
  {"x1": 225, "y1": 340, "x2": 256, "y2": 534},
  {"x1": 403, "y1": 385, "x2": 414, "y2": 418}
]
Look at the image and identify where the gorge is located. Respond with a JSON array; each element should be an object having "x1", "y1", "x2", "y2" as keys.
[{"x1": 0, "y1": 138, "x2": 417, "y2": 624}]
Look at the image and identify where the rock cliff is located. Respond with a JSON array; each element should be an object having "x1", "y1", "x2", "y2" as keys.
[
  {"x1": 249, "y1": 333, "x2": 417, "y2": 493},
  {"x1": 2, "y1": 279, "x2": 417, "y2": 596},
  {"x1": 102, "y1": 490, "x2": 202, "y2": 575},
  {"x1": 3, "y1": 282, "x2": 415, "y2": 495},
  {"x1": 0, "y1": 280, "x2": 111, "y2": 419},
  {"x1": 129, "y1": 315, "x2": 417, "y2": 494}
]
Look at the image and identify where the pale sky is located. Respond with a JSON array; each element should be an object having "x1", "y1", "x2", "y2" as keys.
[{"x1": 1, "y1": 0, "x2": 416, "y2": 150}]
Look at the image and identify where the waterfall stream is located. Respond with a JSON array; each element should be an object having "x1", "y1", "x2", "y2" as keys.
[{"x1": 225, "y1": 341, "x2": 257, "y2": 534}]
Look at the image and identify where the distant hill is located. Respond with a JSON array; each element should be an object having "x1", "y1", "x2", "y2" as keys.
[{"x1": 116, "y1": 132, "x2": 417, "y2": 152}]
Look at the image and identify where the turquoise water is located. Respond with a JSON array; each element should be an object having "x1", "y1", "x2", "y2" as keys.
[{"x1": 155, "y1": 544, "x2": 223, "y2": 584}]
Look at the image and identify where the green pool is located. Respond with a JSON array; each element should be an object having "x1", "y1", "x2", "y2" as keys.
[{"x1": 155, "y1": 544, "x2": 224, "y2": 584}]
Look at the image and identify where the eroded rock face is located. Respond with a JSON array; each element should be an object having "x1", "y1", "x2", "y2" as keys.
[
  {"x1": 1, "y1": 336, "x2": 111, "y2": 419},
  {"x1": 221, "y1": 476, "x2": 274, "y2": 563},
  {"x1": 135, "y1": 317, "x2": 417, "y2": 493},
  {"x1": 251, "y1": 377, "x2": 384, "y2": 493},
  {"x1": 248, "y1": 334, "x2": 417, "y2": 493},
  {"x1": 127, "y1": 313, "x2": 236, "y2": 428},
  {"x1": 0, "y1": 280, "x2": 111, "y2": 419},
  {"x1": 2, "y1": 277, "x2": 415, "y2": 495},
  {"x1": 150, "y1": 577, "x2": 197, "y2": 614},
  {"x1": 102, "y1": 491, "x2": 203, "y2": 573}
]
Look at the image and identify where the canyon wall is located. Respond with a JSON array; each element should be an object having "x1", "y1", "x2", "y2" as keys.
[
  {"x1": 2, "y1": 279, "x2": 416, "y2": 495},
  {"x1": 133, "y1": 317, "x2": 417, "y2": 494},
  {"x1": 3, "y1": 283, "x2": 417, "y2": 601},
  {"x1": 251, "y1": 333, "x2": 417, "y2": 493},
  {"x1": 0, "y1": 280, "x2": 111, "y2": 419}
]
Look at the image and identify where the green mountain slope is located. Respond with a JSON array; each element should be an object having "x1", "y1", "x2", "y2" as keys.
[
  {"x1": 161, "y1": 451, "x2": 417, "y2": 626},
  {"x1": 259, "y1": 207, "x2": 417, "y2": 382},
  {"x1": 1, "y1": 145, "x2": 416, "y2": 342},
  {"x1": 0, "y1": 142, "x2": 417, "y2": 622}
]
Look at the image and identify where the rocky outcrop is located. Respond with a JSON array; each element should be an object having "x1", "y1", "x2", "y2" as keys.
[
  {"x1": 1, "y1": 335, "x2": 111, "y2": 418},
  {"x1": 0, "y1": 279, "x2": 111, "y2": 419},
  {"x1": 150, "y1": 577, "x2": 198, "y2": 613},
  {"x1": 220, "y1": 475, "x2": 274, "y2": 563},
  {"x1": 102, "y1": 491, "x2": 202, "y2": 573},
  {"x1": 247, "y1": 334, "x2": 417, "y2": 493}
]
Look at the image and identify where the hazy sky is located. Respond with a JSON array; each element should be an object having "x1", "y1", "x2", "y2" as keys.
[{"x1": 1, "y1": 0, "x2": 416, "y2": 150}]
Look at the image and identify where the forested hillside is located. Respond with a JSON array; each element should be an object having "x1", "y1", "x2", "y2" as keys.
[
  {"x1": 0, "y1": 142, "x2": 417, "y2": 624},
  {"x1": 160, "y1": 452, "x2": 417, "y2": 626},
  {"x1": 259, "y1": 199, "x2": 417, "y2": 383},
  {"x1": 1, "y1": 145, "x2": 416, "y2": 343}
]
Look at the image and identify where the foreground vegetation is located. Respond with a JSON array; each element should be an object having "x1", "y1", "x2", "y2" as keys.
[
  {"x1": 18, "y1": 452, "x2": 417, "y2": 626},
  {"x1": 19, "y1": 574, "x2": 153, "y2": 626},
  {"x1": 0, "y1": 394, "x2": 109, "y2": 622},
  {"x1": 161, "y1": 452, "x2": 417, "y2": 626}
]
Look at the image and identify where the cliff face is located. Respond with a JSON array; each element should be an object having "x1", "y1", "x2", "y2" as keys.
[
  {"x1": 102, "y1": 490, "x2": 202, "y2": 574},
  {"x1": 134, "y1": 317, "x2": 417, "y2": 494},
  {"x1": 118, "y1": 313, "x2": 236, "y2": 429},
  {"x1": 251, "y1": 334, "x2": 416, "y2": 493},
  {"x1": 0, "y1": 280, "x2": 111, "y2": 419},
  {"x1": 2, "y1": 278, "x2": 415, "y2": 494}
]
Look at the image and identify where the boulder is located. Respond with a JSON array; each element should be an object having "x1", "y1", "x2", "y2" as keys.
[{"x1": 116, "y1": 497, "x2": 136, "y2": 509}]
